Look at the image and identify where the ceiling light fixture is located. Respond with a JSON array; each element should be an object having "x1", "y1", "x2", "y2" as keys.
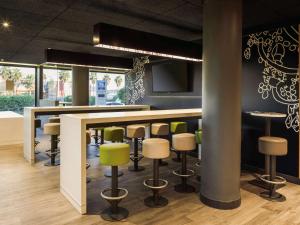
[
  {"x1": 93, "y1": 23, "x2": 202, "y2": 62},
  {"x1": 2, "y1": 21, "x2": 10, "y2": 28}
]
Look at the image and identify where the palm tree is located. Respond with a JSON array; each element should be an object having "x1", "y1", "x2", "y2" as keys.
[
  {"x1": 22, "y1": 74, "x2": 34, "y2": 95},
  {"x1": 114, "y1": 75, "x2": 123, "y2": 88},
  {"x1": 103, "y1": 74, "x2": 111, "y2": 86},
  {"x1": 0, "y1": 67, "x2": 22, "y2": 94}
]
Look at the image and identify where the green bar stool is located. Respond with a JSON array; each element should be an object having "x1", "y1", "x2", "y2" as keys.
[
  {"x1": 100, "y1": 143, "x2": 130, "y2": 221},
  {"x1": 142, "y1": 138, "x2": 170, "y2": 208},
  {"x1": 172, "y1": 133, "x2": 196, "y2": 193},
  {"x1": 195, "y1": 129, "x2": 202, "y2": 181},
  {"x1": 44, "y1": 123, "x2": 60, "y2": 166},
  {"x1": 170, "y1": 121, "x2": 188, "y2": 162},
  {"x1": 127, "y1": 124, "x2": 146, "y2": 172},
  {"x1": 151, "y1": 123, "x2": 169, "y2": 166},
  {"x1": 103, "y1": 127, "x2": 125, "y2": 177}
]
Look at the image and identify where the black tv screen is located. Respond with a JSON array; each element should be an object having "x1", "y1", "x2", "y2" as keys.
[{"x1": 152, "y1": 61, "x2": 189, "y2": 92}]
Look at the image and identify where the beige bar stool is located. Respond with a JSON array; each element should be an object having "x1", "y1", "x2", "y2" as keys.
[
  {"x1": 48, "y1": 116, "x2": 60, "y2": 123},
  {"x1": 172, "y1": 133, "x2": 196, "y2": 193},
  {"x1": 259, "y1": 136, "x2": 287, "y2": 201},
  {"x1": 44, "y1": 123, "x2": 60, "y2": 166},
  {"x1": 127, "y1": 124, "x2": 146, "y2": 172},
  {"x1": 142, "y1": 138, "x2": 170, "y2": 208},
  {"x1": 151, "y1": 123, "x2": 169, "y2": 166}
]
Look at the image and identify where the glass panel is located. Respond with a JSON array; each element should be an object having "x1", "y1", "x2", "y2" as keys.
[
  {"x1": 0, "y1": 66, "x2": 35, "y2": 114},
  {"x1": 43, "y1": 68, "x2": 72, "y2": 103},
  {"x1": 89, "y1": 72, "x2": 125, "y2": 105}
]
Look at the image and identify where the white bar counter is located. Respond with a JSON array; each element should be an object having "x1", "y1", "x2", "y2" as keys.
[
  {"x1": 0, "y1": 111, "x2": 23, "y2": 147},
  {"x1": 60, "y1": 108, "x2": 202, "y2": 214},
  {"x1": 23, "y1": 105, "x2": 150, "y2": 164}
]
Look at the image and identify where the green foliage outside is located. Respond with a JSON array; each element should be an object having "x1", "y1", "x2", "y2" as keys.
[
  {"x1": 63, "y1": 95, "x2": 96, "y2": 105},
  {"x1": 0, "y1": 95, "x2": 34, "y2": 114},
  {"x1": 112, "y1": 88, "x2": 125, "y2": 103}
]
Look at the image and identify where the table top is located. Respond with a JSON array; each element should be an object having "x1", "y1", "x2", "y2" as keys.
[
  {"x1": 248, "y1": 111, "x2": 286, "y2": 118},
  {"x1": 63, "y1": 108, "x2": 202, "y2": 124},
  {"x1": 0, "y1": 111, "x2": 23, "y2": 118}
]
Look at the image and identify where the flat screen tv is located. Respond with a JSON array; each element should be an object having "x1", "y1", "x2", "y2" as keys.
[{"x1": 152, "y1": 61, "x2": 190, "y2": 92}]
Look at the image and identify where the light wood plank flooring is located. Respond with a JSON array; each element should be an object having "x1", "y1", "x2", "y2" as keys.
[{"x1": 0, "y1": 137, "x2": 300, "y2": 225}]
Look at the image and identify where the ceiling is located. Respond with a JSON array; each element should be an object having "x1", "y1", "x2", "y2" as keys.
[{"x1": 0, "y1": 0, "x2": 299, "y2": 64}]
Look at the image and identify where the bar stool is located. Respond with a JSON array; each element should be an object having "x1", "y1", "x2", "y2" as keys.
[
  {"x1": 86, "y1": 131, "x2": 92, "y2": 183},
  {"x1": 100, "y1": 143, "x2": 130, "y2": 221},
  {"x1": 48, "y1": 116, "x2": 60, "y2": 123},
  {"x1": 92, "y1": 127, "x2": 104, "y2": 146},
  {"x1": 44, "y1": 123, "x2": 60, "y2": 166},
  {"x1": 103, "y1": 127, "x2": 125, "y2": 177},
  {"x1": 127, "y1": 124, "x2": 145, "y2": 172},
  {"x1": 170, "y1": 121, "x2": 187, "y2": 162},
  {"x1": 151, "y1": 123, "x2": 169, "y2": 166},
  {"x1": 259, "y1": 136, "x2": 287, "y2": 201},
  {"x1": 195, "y1": 129, "x2": 202, "y2": 181},
  {"x1": 34, "y1": 118, "x2": 41, "y2": 154},
  {"x1": 172, "y1": 133, "x2": 196, "y2": 193},
  {"x1": 142, "y1": 138, "x2": 170, "y2": 208}
]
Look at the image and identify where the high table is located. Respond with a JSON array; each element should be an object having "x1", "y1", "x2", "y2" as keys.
[
  {"x1": 60, "y1": 108, "x2": 202, "y2": 214},
  {"x1": 23, "y1": 105, "x2": 150, "y2": 164},
  {"x1": 248, "y1": 111, "x2": 286, "y2": 188}
]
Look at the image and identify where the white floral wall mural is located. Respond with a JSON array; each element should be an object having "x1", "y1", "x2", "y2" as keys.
[
  {"x1": 125, "y1": 56, "x2": 149, "y2": 104},
  {"x1": 244, "y1": 26, "x2": 299, "y2": 132}
]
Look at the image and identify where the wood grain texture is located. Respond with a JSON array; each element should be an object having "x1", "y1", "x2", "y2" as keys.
[{"x1": 1, "y1": 137, "x2": 300, "y2": 225}]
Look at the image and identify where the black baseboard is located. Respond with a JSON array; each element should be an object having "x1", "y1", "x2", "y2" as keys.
[
  {"x1": 200, "y1": 194, "x2": 241, "y2": 210},
  {"x1": 242, "y1": 164, "x2": 300, "y2": 185}
]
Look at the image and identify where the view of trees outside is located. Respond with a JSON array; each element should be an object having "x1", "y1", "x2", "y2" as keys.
[
  {"x1": 43, "y1": 69, "x2": 72, "y2": 101},
  {"x1": 0, "y1": 66, "x2": 35, "y2": 113},
  {"x1": 89, "y1": 72, "x2": 125, "y2": 105}
]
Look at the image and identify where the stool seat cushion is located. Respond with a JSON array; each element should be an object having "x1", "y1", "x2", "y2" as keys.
[
  {"x1": 151, "y1": 123, "x2": 169, "y2": 136},
  {"x1": 173, "y1": 133, "x2": 196, "y2": 151},
  {"x1": 86, "y1": 131, "x2": 91, "y2": 145},
  {"x1": 171, "y1": 122, "x2": 187, "y2": 134},
  {"x1": 48, "y1": 117, "x2": 60, "y2": 123},
  {"x1": 195, "y1": 129, "x2": 202, "y2": 144},
  {"x1": 104, "y1": 127, "x2": 124, "y2": 142},
  {"x1": 44, "y1": 123, "x2": 60, "y2": 135},
  {"x1": 142, "y1": 138, "x2": 170, "y2": 159},
  {"x1": 127, "y1": 125, "x2": 145, "y2": 138},
  {"x1": 259, "y1": 136, "x2": 288, "y2": 156},
  {"x1": 100, "y1": 143, "x2": 130, "y2": 166}
]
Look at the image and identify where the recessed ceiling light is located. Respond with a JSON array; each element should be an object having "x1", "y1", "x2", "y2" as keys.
[{"x1": 2, "y1": 21, "x2": 10, "y2": 28}]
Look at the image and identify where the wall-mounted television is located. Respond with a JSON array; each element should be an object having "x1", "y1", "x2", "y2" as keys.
[{"x1": 152, "y1": 61, "x2": 191, "y2": 92}]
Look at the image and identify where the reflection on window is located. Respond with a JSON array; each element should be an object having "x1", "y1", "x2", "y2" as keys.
[
  {"x1": 0, "y1": 66, "x2": 35, "y2": 114},
  {"x1": 89, "y1": 72, "x2": 125, "y2": 105},
  {"x1": 43, "y1": 69, "x2": 72, "y2": 103}
]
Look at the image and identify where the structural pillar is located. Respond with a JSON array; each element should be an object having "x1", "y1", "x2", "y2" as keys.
[
  {"x1": 72, "y1": 66, "x2": 89, "y2": 106},
  {"x1": 200, "y1": 0, "x2": 242, "y2": 209}
]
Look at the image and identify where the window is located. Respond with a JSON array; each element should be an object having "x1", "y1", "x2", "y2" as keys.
[
  {"x1": 89, "y1": 72, "x2": 125, "y2": 105},
  {"x1": 0, "y1": 65, "x2": 35, "y2": 114}
]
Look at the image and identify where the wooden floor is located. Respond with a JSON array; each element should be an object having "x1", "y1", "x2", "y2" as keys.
[{"x1": 1, "y1": 137, "x2": 300, "y2": 225}]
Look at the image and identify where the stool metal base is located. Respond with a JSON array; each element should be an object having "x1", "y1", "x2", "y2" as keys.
[
  {"x1": 128, "y1": 165, "x2": 145, "y2": 172},
  {"x1": 174, "y1": 183, "x2": 195, "y2": 193},
  {"x1": 260, "y1": 191, "x2": 286, "y2": 202},
  {"x1": 100, "y1": 207, "x2": 129, "y2": 222},
  {"x1": 44, "y1": 159, "x2": 60, "y2": 167},
  {"x1": 144, "y1": 196, "x2": 168, "y2": 208},
  {"x1": 104, "y1": 170, "x2": 123, "y2": 177}
]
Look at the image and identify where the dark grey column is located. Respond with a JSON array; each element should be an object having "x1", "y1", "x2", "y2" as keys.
[
  {"x1": 72, "y1": 66, "x2": 89, "y2": 106},
  {"x1": 200, "y1": 0, "x2": 242, "y2": 209},
  {"x1": 35, "y1": 66, "x2": 43, "y2": 106}
]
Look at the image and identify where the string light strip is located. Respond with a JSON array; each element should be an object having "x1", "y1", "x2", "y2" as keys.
[{"x1": 95, "y1": 44, "x2": 203, "y2": 62}]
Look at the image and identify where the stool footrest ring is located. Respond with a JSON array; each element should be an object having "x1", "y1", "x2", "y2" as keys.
[
  {"x1": 101, "y1": 188, "x2": 128, "y2": 201},
  {"x1": 173, "y1": 168, "x2": 194, "y2": 178},
  {"x1": 260, "y1": 175, "x2": 286, "y2": 185},
  {"x1": 143, "y1": 179, "x2": 168, "y2": 190},
  {"x1": 195, "y1": 162, "x2": 201, "y2": 167}
]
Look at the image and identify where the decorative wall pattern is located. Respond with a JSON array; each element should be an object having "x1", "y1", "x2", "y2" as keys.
[
  {"x1": 125, "y1": 56, "x2": 149, "y2": 104},
  {"x1": 244, "y1": 26, "x2": 299, "y2": 132}
]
